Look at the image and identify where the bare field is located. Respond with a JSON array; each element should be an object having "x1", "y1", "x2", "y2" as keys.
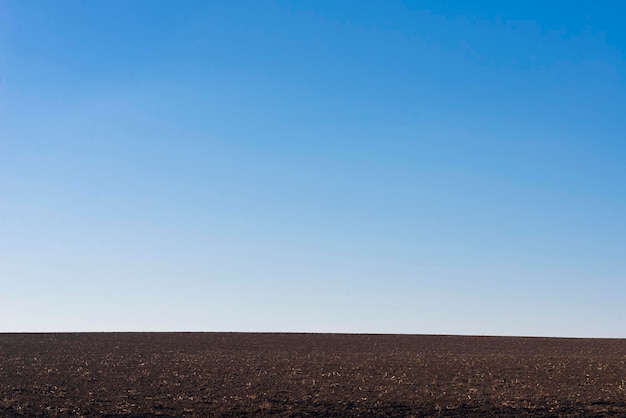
[{"x1": 1, "y1": 333, "x2": 626, "y2": 417}]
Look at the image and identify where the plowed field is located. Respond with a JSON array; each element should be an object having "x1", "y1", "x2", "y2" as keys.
[{"x1": 1, "y1": 333, "x2": 626, "y2": 417}]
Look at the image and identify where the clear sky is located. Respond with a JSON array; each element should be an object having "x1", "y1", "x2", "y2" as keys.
[{"x1": 1, "y1": 1, "x2": 625, "y2": 337}]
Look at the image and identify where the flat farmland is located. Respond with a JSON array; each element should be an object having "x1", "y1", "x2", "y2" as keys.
[{"x1": 1, "y1": 333, "x2": 626, "y2": 417}]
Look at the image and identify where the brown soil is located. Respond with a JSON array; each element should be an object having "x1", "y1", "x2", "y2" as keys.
[{"x1": 1, "y1": 333, "x2": 626, "y2": 417}]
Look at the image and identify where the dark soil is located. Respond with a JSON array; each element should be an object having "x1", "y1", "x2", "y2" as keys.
[{"x1": 1, "y1": 333, "x2": 626, "y2": 417}]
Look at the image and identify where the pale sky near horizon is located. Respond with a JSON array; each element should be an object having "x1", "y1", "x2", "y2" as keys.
[{"x1": 1, "y1": 1, "x2": 625, "y2": 337}]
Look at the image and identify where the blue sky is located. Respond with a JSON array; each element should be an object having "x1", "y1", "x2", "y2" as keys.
[{"x1": 1, "y1": 1, "x2": 625, "y2": 336}]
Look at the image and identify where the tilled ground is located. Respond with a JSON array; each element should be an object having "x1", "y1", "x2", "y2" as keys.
[{"x1": 1, "y1": 333, "x2": 626, "y2": 417}]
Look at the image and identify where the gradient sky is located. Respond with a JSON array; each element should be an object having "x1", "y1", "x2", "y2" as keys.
[{"x1": 1, "y1": 1, "x2": 625, "y2": 337}]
